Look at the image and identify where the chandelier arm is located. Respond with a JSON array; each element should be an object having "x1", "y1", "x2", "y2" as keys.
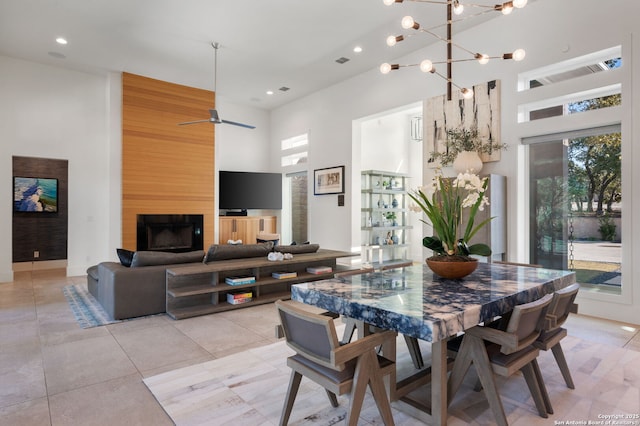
[
  {"x1": 403, "y1": 0, "x2": 450, "y2": 4},
  {"x1": 418, "y1": 28, "x2": 478, "y2": 58},
  {"x1": 419, "y1": 8, "x2": 497, "y2": 34}
]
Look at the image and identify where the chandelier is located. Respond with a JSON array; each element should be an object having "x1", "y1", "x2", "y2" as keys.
[{"x1": 380, "y1": 0, "x2": 527, "y2": 100}]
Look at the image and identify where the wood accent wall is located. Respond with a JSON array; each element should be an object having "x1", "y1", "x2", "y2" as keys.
[{"x1": 122, "y1": 73, "x2": 215, "y2": 251}]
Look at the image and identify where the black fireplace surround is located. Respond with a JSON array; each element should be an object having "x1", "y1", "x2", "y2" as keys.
[{"x1": 137, "y1": 214, "x2": 204, "y2": 253}]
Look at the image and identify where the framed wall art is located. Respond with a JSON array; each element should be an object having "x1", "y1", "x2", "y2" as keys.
[
  {"x1": 424, "y1": 79, "x2": 502, "y2": 168},
  {"x1": 314, "y1": 166, "x2": 345, "y2": 195}
]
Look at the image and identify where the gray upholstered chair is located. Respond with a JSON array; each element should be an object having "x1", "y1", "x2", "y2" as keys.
[
  {"x1": 534, "y1": 283, "x2": 580, "y2": 389},
  {"x1": 276, "y1": 299, "x2": 396, "y2": 426},
  {"x1": 448, "y1": 293, "x2": 554, "y2": 426}
]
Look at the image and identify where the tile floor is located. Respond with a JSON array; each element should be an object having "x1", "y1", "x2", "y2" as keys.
[{"x1": 1, "y1": 272, "x2": 640, "y2": 425}]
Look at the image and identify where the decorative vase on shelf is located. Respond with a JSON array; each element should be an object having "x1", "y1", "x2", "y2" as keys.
[
  {"x1": 453, "y1": 151, "x2": 483, "y2": 174},
  {"x1": 426, "y1": 256, "x2": 478, "y2": 279},
  {"x1": 392, "y1": 198, "x2": 398, "y2": 208}
]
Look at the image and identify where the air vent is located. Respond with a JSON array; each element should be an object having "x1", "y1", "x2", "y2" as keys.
[
  {"x1": 48, "y1": 51, "x2": 66, "y2": 59},
  {"x1": 279, "y1": 87, "x2": 290, "y2": 92},
  {"x1": 335, "y1": 57, "x2": 350, "y2": 64}
]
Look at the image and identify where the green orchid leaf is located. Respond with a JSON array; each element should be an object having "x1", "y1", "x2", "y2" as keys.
[
  {"x1": 468, "y1": 243, "x2": 492, "y2": 257},
  {"x1": 423, "y1": 236, "x2": 445, "y2": 254}
]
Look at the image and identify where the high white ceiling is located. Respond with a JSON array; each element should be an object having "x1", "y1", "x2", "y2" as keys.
[{"x1": 0, "y1": 0, "x2": 500, "y2": 110}]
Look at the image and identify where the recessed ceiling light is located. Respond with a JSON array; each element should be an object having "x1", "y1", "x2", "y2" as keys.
[
  {"x1": 266, "y1": 90, "x2": 274, "y2": 95},
  {"x1": 353, "y1": 46, "x2": 362, "y2": 53},
  {"x1": 56, "y1": 37, "x2": 68, "y2": 45}
]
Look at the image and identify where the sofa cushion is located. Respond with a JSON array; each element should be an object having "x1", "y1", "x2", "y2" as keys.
[
  {"x1": 116, "y1": 248, "x2": 135, "y2": 267},
  {"x1": 204, "y1": 242, "x2": 274, "y2": 263},
  {"x1": 274, "y1": 243, "x2": 320, "y2": 254},
  {"x1": 130, "y1": 250, "x2": 205, "y2": 268}
]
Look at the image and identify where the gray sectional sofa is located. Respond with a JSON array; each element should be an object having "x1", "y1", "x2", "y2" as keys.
[{"x1": 87, "y1": 242, "x2": 319, "y2": 320}]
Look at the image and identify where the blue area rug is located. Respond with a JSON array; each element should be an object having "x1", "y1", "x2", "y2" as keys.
[{"x1": 62, "y1": 284, "x2": 119, "y2": 328}]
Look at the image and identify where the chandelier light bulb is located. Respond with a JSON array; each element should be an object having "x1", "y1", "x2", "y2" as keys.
[
  {"x1": 476, "y1": 53, "x2": 489, "y2": 64},
  {"x1": 512, "y1": 48, "x2": 526, "y2": 61},
  {"x1": 513, "y1": 0, "x2": 527, "y2": 8},
  {"x1": 380, "y1": 63, "x2": 400, "y2": 74},
  {"x1": 401, "y1": 15, "x2": 419, "y2": 30},
  {"x1": 386, "y1": 35, "x2": 404, "y2": 46},
  {"x1": 461, "y1": 88, "x2": 474, "y2": 99},
  {"x1": 419, "y1": 59, "x2": 433, "y2": 73},
  {"x1": 501, "y1": 2, "x2": 513, "y2": 14},
  {"x1": 383, "y1": 0, "x2": 395, "y2": 5},
  {"x1": 453, "y1": 1, "x2": 464, "y2": 15}
]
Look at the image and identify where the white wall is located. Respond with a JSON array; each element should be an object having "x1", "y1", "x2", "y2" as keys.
[
  {"x1": 269, "y1": 0, "x2": 640, "y2": 324},
  {"x1": 215, "y1": 95, "x2": 271, "y2": 172},
  {"x1": 0, "y1": 56, "x2": 113, "y2": 279}
]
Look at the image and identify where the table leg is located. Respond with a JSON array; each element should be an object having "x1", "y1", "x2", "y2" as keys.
[{"x1": 431, "y1": 338, "x2": 448, "y2": 426}]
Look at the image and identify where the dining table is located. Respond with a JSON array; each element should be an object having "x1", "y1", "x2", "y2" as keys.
[{"x1": 290, "y1": 262, "x2": 576, "y2": 425}]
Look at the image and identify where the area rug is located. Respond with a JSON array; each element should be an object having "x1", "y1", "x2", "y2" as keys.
[
  {"x1": 143, "y1": 335, "x2": 640, "y2": 425},
  {"x1": 62, "y1": 284, "x2": 120, "y2": 328}
]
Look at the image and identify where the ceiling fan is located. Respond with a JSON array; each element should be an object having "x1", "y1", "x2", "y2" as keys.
[{"x1": 178, "y1": 42, "x2": 255, "y2": 129}]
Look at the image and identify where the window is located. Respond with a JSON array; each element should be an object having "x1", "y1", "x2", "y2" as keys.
[
  {"x1": 520, "y1": 46, "x2": 624, "y2": 295},
  {"x1": 281, "y1": 134, "x2": 309, "y2": 244},
  {"x1": 528, "y1": 128, "x2": 622, "y2": 293},
  {"x1": 518, "y1": 46, "x2": 622, "y2": 123},
  {"x1": 281, "y1": 133, "x2": 308, "y2": 168}
]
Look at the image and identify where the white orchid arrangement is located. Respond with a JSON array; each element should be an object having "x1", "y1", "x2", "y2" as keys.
[{"x1": 409, "y1": 170, "x2": 493, "y2": 258}]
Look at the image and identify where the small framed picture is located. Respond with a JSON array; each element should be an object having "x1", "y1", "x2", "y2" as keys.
[{"x1": 314, "y1": 166, "x2": 345, "y2": 195}]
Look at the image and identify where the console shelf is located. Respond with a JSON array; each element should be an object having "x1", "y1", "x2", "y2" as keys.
[{"x1": 165, "y1": 249, "x2": 353, "y2": 319}]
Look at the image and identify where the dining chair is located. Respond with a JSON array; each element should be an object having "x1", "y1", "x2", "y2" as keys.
[
  {"x1": 275, "y1": 299, "x2": 396, "y2": 426},
  {"x1": 337, "y1": 264, "x2": 424, "y2": 370},
  {"x1": 448, "y1": 293, "x2": 554, "y2": 426},
  {"x1": 534, "y1": 283, "x2": 580, "y2": 389}
]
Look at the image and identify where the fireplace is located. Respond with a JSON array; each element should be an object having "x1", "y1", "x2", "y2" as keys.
[{"x1": 137, "y1": 214, "x2": 204, "y2": 252}]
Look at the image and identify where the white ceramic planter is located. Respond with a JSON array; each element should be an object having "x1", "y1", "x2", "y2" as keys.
[{"x1": 453, "y1": 150, "x2": 483, "y2": 174}]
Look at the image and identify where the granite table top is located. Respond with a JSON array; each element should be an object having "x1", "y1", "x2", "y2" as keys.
[{"x1": 291, "y1": 263, "x2": 576, "y2": 342}]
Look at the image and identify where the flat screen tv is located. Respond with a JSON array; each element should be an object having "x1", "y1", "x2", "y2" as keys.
[
  {"x1": 13, "y1": 176, "x2": 58, "y2": 213},
  {"x1": 219, "y1": 171, "x2": 282, "y2": 210}
]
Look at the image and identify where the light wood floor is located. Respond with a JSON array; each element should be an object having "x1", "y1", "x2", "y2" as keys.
[{"x1": 1, "y1": 272, "x2": 640, "y2": 425}]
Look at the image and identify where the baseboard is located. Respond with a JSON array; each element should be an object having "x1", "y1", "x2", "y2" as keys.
[{"x1": 13, "y1": 260, "x2": 68, "y2": 272}]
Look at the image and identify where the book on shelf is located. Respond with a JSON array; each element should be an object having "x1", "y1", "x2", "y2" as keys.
[
  {"x1": 227, "y1": 292, "x2": 253, "y2": 305},
  {"x1": 306, "y1": 266, "x2": 333, "y2": 275},
  {"x1": 225, "y1": 276, "x2": 256, "y2": 285},
  {"x1": 271, "y1": 271, "x2": 298, "y2": 279}
]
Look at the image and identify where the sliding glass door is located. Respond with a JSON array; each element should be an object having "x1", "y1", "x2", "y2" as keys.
[{"x1": 529, "y1": 129, "x2": 622, "y2": 292}]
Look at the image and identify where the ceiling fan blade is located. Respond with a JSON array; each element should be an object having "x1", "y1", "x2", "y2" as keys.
[
  {"x1": 178, "y1": 119, "x2": 211, "y2": 126},
  {"x1": 221, "y1": 119, "x2": 256, "y2": 129}
]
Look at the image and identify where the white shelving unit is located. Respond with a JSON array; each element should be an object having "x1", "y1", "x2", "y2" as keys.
[{"x1": 361, "y1": 170, "x2": 413, "y2": 268}]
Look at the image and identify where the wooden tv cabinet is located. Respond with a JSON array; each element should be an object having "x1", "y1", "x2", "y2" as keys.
[{"x1": 165, "y1": 249, "x2": 354, "y2": 319}]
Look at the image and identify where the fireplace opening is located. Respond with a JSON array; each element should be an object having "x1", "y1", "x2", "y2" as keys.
[{"x1": 137, "y1": 214, "x2": 203, "y2": 252}]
